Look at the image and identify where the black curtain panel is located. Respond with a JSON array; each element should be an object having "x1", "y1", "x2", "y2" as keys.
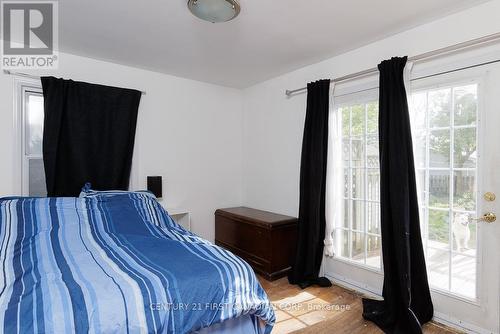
[
  {"x1": 288, "y1": 79, "x2": 332, "y2": 289},
  {"x1": 41, "y1": 77, "x2": 142, "y2": 197},
  {"x1": 362, "y1": 57, "x2": 433, "y2": 333}
]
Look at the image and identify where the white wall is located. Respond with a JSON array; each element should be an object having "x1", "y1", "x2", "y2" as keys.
[
  {"x1": 241, "y1": 0, "x2": 500, "y2": 332},
  {"x1": 242, "y1": 0, "x2": 500, "y2": 215},
  {"x1": 0, "y1": 52, "x2": 243, "y2": 242}
]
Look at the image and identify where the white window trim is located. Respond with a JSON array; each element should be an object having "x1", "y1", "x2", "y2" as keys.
[
  {"x1": 13, "y1": 77, "x2": 43, "y2": 196},
  {"x1": 13, "y1": 77, "x2": 141, "y2": 195},
  {"x1": 332, "y1": 94, "x2": 383, "y2": 272},
  {"x1": 411, "y1": 73, "x2": 484, "y2": 304}
]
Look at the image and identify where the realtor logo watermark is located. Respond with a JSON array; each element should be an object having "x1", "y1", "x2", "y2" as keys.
[{"x1": 1, "y1": 1, "x2": 58, "y2": 69}]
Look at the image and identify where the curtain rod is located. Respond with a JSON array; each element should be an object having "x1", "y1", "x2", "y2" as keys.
[
  {"x1": 2, "y1": 69, "x2": 147, "y2": 95},
  {"x1": 285, "y1": 32, "x2": 500, "y2": 96}
]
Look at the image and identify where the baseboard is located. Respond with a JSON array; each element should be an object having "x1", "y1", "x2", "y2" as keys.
[
  {"x1": 324, "y1": 272, "x2": 381, "y2": 300},
  {"x1": 433, "y1": 311, "x2": 494, "y2": 334},
  {"x1": 324, "y1": 272, "x2": 493, "y2": 334}
]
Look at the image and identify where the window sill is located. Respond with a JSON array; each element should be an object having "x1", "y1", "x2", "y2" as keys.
[{"x1": 324, "y1": 255, "x2": 383, "y2": 275}]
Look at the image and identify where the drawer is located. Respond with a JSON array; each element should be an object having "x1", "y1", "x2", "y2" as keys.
[
  {"x1": 215, "y1": 215, "x2": 271, "y2": 260},
  {"x1": 215, "y1": 240, "x2": 271, "y2": 276}
]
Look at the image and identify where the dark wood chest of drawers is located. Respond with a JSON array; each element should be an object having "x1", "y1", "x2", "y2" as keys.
[{"x1": 215, "y1": 207, "x2": 297, "y2": 281}]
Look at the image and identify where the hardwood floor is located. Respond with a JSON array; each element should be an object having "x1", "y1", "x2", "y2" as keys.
[{"x1": 258, "y1": 277, "x2": 461, "y2": 334}]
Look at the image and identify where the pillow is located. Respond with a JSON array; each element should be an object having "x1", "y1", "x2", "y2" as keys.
[{"x1": 79, "y1": 183, "x2": 156, "y2": 199}]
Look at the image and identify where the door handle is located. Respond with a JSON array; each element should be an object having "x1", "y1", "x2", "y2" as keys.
[
  {"x1": 469, "y1": 212, "x2": 496, "y2": 223},
  {"x1": 484, "y1": 192, "x2": 496, "y2": 202}
]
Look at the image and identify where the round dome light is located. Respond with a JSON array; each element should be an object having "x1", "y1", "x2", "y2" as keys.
[{"x1": 187, "y1": 0, "x2": 240, "y2": 23}]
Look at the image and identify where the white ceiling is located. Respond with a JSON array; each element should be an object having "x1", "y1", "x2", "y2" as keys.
[{"x1": 59, "y1": 0, "x2": 488, "y2": 88}]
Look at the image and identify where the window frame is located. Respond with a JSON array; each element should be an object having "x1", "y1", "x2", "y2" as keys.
[
  {"x1": 330, "y1": 73, "x2": 484, "y2": 300},
  {"x1": 410, "y1": 74, "x2": 483, "y2": 302},
  {"x1": 333, "y1": 87, "x2": 383, "y2": 272},
  {"x1": 23, "y1": 89, "x2": 45, "y2": 196},
  {"x1": 14, "y1": 78, "x2": 44, "y2": 196},
  {"x1": 13, "y1": 78, "x2": 140, "y2": 196}
]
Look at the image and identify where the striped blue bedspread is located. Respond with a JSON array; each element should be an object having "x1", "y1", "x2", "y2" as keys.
[{"x1": 0, "y1": 191, "x2": 275, "y2": 333}]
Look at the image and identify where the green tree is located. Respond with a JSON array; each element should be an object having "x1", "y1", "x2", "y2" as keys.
[{"x1": 427, "y1": 87, "x2": 477, "y2": 244}]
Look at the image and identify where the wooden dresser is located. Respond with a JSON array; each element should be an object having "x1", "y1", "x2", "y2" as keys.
[{"x1": 215, "y1": 207, "x2": 298, "y2": 281}]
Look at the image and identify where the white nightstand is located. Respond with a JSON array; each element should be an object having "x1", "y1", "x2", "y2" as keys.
[{"x1": 165, "y1": 207, "x2": 191, "y2": 231}]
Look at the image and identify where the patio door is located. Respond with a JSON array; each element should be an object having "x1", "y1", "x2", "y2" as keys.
[
  {"x1": 325, "y1": 58, "x2": 500, "y2": 333},
  {"x1": 408, "y1": 63, "x2": 500, "y2": 333}
]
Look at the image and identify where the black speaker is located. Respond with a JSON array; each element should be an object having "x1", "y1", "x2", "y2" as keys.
[{"x1": 147, "y1": 176, "x2": 162, "y2": 198}]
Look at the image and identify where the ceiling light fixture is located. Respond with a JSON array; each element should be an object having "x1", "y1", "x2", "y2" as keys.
[{"x1": 187, "y1": 0, "x2": 240, "y2": 23}]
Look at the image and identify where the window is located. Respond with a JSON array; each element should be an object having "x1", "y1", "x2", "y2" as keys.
[
  {"x1": 410, "y1": 82, "x2": 478, "y2": 299},
  {"x1": 335, "y1": 99, "x2": 382, "y2": 269},
  {"x1": 20, "y1": 85, "x2": 46, "y2": 196},
  {"x1": 333, "y1": 80, "x2": 479, "y2": 297},
  {"x1": 16, "y1": 81, "x2": 139, "y2": 195}
]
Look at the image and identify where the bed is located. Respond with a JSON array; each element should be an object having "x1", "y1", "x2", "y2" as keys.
[{"x1": 0, "y1": 188, "x2": 275, "y2": 333}]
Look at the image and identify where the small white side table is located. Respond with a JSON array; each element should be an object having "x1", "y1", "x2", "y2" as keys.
[{"x1": 165, "y1": 207, "x2": 191, "y2": 231}]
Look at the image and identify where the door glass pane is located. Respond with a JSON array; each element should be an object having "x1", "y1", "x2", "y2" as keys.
[
  {"x1": 410, "y1": 83, "x2": 478, "y2": 299},
  {"x1": 352, "y1": 200, "x2": 364, "y2": 231},
  {"x1": 366, "y1": 235, "x2": 381, "y2": 268},
  {"x1": 420, "y1": 208, "x2": 427, "y2": 243},
  {"x1": 366, "y1": 102, "x2": 378, "y2": 134},
  {"x1": 339, "y1": 229, "x2": 349, "y2": 258},
  {"x1": 29, "y1": 159, "x2": 46, "y2": 197},
  {"x1": 429, "y1": 88, "x2": 451, "y2": 128},
  {"x1": 343, "y1": 168, "x2": 349, "y2": 197},
  {"x1": 410, "y1": 92, "x2": 427, "y2": 129},
  {"x1": 352, "y1": 168, "x2": 364, "y2": 199},
  {"x1": 428, "y1": 209, "x2": 449, "y2": 250},
  {"x1": 416, "y1": 169, "x2": 426, "y2": 204},
  {"x1": 366, "y1": 136, "x2": 378, "y2": 168},
  {"x1": 367, "y1": 169, "x2": 379, "y2": 201},
  {"x1": 427, "y1": 248, "x2": 450, "y2": 290},
  {"x1": 413, "y1": 132, "x2": 426, "y2": 168},
  {"x1": 367, "y1": 202, "x2": 380, "y2": 234},
  {"x1": 26, "y1": 93, "x2": 44, "y2": 156},
  {"x1": 429, "y1": 170, "x2": 449, "y2": 208},
  {"x1": 351, "y1": 104, "x2": 365, "y2": 136},
  {"x1": 429, "y1": 129, "x2": 450, "y2": 167},
  {"x1": 342, "y1": 140, "x2": 350, "y2": 162},
  {"x1": 335, "y1": 101, "x2": 380, "y2": 270},
  {"x1": 454, "y1": 128, "x2": 476, "y2": 168},
  {"x1": 451, "y1": 254, "x2": 476, "y2": 298},
  {"x1": 351, "y1": 232, "x2": 364, "y2": 263},
  {"x1": 351, "y1": 139, "x2": 364, "y2": 167},
  {"x1": 342, "y1": 199, "x2": 350, "y2": 229},
  {"x1": 342, "y1": 107, "x2": 350, "y2": 137},
  {"x1": 452, "y1": 212, "x2": 476, "y2": 256},
  {"x1": 453, "y1": 170, "x2": 476, "y2": 211},
  {"x1": 454, "y1": 85, "x2": 477, "y2": 126}
]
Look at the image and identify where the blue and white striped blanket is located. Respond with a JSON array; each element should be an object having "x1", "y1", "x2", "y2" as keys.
[{"x1": 0, "y1": 191, "x2": 275, "y2": 333}]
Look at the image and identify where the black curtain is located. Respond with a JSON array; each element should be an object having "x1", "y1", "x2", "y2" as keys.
[
  {"x1": 362, "y1": 57, "x2": 433, "y2": 333},
  {"x1": 41, "y1": 77, "x2": 142, "y2": 197},
  {"x1": 288, "y1": 79, "x2": 332, "y2": 289}
]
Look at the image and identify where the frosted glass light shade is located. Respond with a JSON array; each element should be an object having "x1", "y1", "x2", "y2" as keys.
[{"x1": 187, "y1": 0, "x2": 240, "y2": 23}]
